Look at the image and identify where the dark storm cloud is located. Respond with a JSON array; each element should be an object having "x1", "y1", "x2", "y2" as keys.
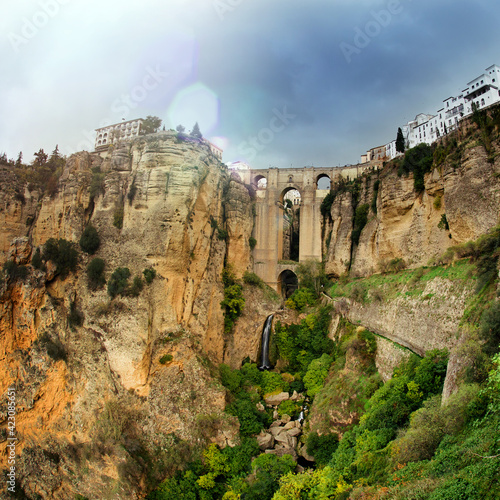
[{"x1": 1, "y1": 0, "x2": 499, "y2": 168}]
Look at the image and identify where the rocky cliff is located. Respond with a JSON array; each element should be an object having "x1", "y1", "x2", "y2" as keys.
[
  {"x1": 325, "y1": 135, "x2": 500, "y2": 277},
  {"x1": 0, "y1": 135, "x2": 278, "y2": 499}
]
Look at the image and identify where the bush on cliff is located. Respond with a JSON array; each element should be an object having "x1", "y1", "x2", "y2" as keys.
[
  {"x1": 221, "y1": 266, "x2": 245, "y2": 333},
  {"x1": 87, "y1": 257, "x2": 106, "y2": 290},
  {"x1": 79, "y1": 225, "x2": 100, "y2": 254},
  {"x1": 43, "y1": 238, "x2": 78, "y2": 278},
  {"x1": 107, "y1": 267, "x2": 131, "y2": 298}
]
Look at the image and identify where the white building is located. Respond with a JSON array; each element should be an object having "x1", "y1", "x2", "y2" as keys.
[
  {"x1": 371, "y1": 64, "x2": 500, "y2": 161},
  {"x1": 463, "y1": 64, "x2": 500, "y2": 113},
  {"x1": 95, "y1": 119, "x2": 144, "y2": 149},
  {"x1": 203, "y1": 139, "x2": 223, "y2": 160}
]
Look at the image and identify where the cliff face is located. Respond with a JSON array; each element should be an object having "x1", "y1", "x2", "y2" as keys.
[
  {"x1": 0, "y1": 135, "x2": 274, "y2": 499},
  {"x1": 325, "y1": 140, "x2": 500, "y2": 277}
]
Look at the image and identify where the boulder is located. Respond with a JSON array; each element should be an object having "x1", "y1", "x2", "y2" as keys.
[
  {"x1": 256, "y1": 432, "x2": 274, "y2": 451},
  {"x1": 275, "y1": 432, "x2": 292, "y2": 447},
  {"x1": 298, "y1": 444, "x2": 315, "y2": 462},
  {"x1": 274, "y1": 444, "x2": 297, "y2": 459},
  {"x1": 286, "y1": 427, "x2": 301, "y2": 437},
  {"x1": 269, "y1": 426, "x2": 284, "y2": 437},
  {"x1": 264, "y1": 392, "x2": 289, "y2": 405}
]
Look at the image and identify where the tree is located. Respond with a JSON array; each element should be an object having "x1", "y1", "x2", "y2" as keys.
[
  {"x1": 34, "y1": 148, "x2": 48, "y2": 166},
  {"x1": 15, "y1": 152, "x2": 23, "y2": 167},
  {"x1": 176, "y1": 124, "x2": 185, "y2": 133},
  {"x1": 47, "y1": 145, "x2": 65, "y2": 172},
  {"x1": 190, "y1": 122, "x2": 202, "y2": 139},
  {"x1": 141, "y1": 116, "x2": 162, "y2": 134},
  {"x1": 79, "y1": 225, "x2": 100, "y2": 254},
  {"x1": 396, "y1": 127, "x2": 405, "y2": 154}
]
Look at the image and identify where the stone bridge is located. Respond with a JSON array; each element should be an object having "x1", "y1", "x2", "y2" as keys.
[{"x1": 234, "y1": 164, "x2": 375, "y2": 295}]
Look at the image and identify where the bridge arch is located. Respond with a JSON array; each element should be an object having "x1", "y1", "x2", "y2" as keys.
[
  {"x1": 254, "y1": 174, "x2": 267, "y2": 189},
  {"x1": 278, "y1": 269, "x2": 298, "y2": 298},
  {"x1": 248, "y1": 164, "x2": 375, "y2": 292},
  {"x1": 316, "y1": 173, "x2": 331, "y2": 190}
]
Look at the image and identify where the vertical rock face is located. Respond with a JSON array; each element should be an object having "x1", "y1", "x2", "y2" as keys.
[
  {"x1": 0, "y1": 168, "x2": 39, "y2": 265},
  {"x1": 0, "y1": 135, "x2": 261, "y2": 499},
  {"x1": 324, "y1": 141, "x2": 500, "y2": 277},
  {"x1": 225, "y1": 176, "x2": 254, "y2": 278}
]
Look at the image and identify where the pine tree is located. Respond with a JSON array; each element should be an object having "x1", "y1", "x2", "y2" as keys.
[
  {"x1": 396, "y1": 127, "x2": 405, "y2": 154},
  {"x1": 191, "y1": 122, "x2": 202, "y2": 139},
  {"x1": 33, "y1": 149, "x2": 48, "y2": 166}
]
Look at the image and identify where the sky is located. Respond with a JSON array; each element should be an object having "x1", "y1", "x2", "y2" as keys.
[{"x1": 1, "y1": 0, "x2": 500, "y2": 169}]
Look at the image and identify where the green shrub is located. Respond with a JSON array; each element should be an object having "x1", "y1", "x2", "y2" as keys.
[
  {"x1": 42, "y1": 238, "x2": 78, "y2": 278},
  {"x1": 350, "y1": 283, "x2": 366, "y2": 302},
  {"x1": 479, "y1": 301, "x2": 500, "y2": 355},
  {"x1": 113, "y1": 207, "x2": 124, "y2": 229},
  {"x1": 159, "y1": 354, "x2": 173, "y2": 364},
  {"x1": 217, "y1": 228, "x2": 228, "y2": 240},
  {"x1": 303, "y1": 353, "x2": 333, "y2": 397},
  {"x1": 79, "y1": 225, "x2": 100, "y2": 254},
  {"x1": 37, "y1": 333, "x2": 67, "y2": 362},
  {"x1": 352, "y1": 203, "x2": 370, "y2": 245},
  {"x1": 261, "y1": 371, "x2": 288, "y2": 395},
  {"x1": 143, "y1": 267, "x2": 157, "y2": 284},
  {"x1": 306, "y1": 431, "x2": 339, "y2": 466},
  {"x1": 87, "y1": 257, "x2": 106, "y2": 290},
  {"x1": 107, "y1": 267, "x2": 131, "y2": 298},
  {"x1": 2, "y1": 260, "x2": 28, "y2": 281},
  {"x1": 129, "y1": 276, "x2": 144, "y2": 297},
  {"x1": 89, "y1": 167, "x2": 105, "y2": 199},
  {"x1": 371, "y1": 179, "x2": 380, "y2": 214},
  {"x1": 277, "y1": 399, "x2": 300, "y2": 419},
  {"x1": 243, "y1": 271, "x2": 263, "y2": 287},
  {"x1": 219, "y1": 364, "x2": 243, "y2": 393},
  {"x1": 399, "y1": 143, "x2": 433, "y2": 192},
  {"x1": 31, "y1": 247, "x2": 45, "y2": 270},
  {"x1": 221, "y1": 268, "x2": 245, "y2": 333},
  {"x1": 285, "y1": 288, "x2": 316, "y2": 311},
  {"x1": 227, "y1": 397, "x2": 267, "y2": 436},
  {"x1": 249, "y1": 236, "x2": 257, "y2": 249},
  {"x1": 320, "y1": 191, "x2": 335, "y2": 217}
]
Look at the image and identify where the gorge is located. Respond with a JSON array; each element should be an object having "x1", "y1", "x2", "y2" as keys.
[{"x1": 1, "y1": 108, "x2": 500, "y2": 499}]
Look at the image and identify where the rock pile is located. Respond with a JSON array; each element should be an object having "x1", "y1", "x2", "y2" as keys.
[{"x1": 255, "y1": 390, "x2": 314, "y2": 462}]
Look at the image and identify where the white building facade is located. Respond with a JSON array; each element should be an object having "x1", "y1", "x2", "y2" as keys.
[
  {"x1": 369, "y1": 65, "x2": 500, "y2": 162},
  {"x1": 95, "y1": 119, "x2": 144, "y2": 150}
]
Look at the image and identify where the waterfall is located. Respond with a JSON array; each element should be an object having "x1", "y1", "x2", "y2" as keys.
[{"x1": 258, "y1": 314, "x2": 273, "y2": 371}]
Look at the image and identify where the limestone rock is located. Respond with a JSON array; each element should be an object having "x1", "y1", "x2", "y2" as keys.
[
  {"x1": 8, "y1": 237, "x2": 32, "y2": 264},
  {"x1": 264, "y1": 391, "x2": 289, "y2": 405},
  {"x1": 286, "y1": 427, "x2": 301, "y2": 437},
  {"x1": 257, "y1": 431, "x2": 275, "y2": 450},
  {"x1": 298, "y1": 444, "x2": 315, "y2": 462}
]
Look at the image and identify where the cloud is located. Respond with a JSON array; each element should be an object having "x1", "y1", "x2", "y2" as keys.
[{"x1": 1, "y1": 0, "x2": 499, "y2": 167}]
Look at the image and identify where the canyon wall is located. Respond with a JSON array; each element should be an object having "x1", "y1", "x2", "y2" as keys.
[
  {"x1": 325, "y1": 141, "x2": 500, "y2": 277},
  {"x1": 0, "y1": 135, "x2": 276, "y2": 499}
]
